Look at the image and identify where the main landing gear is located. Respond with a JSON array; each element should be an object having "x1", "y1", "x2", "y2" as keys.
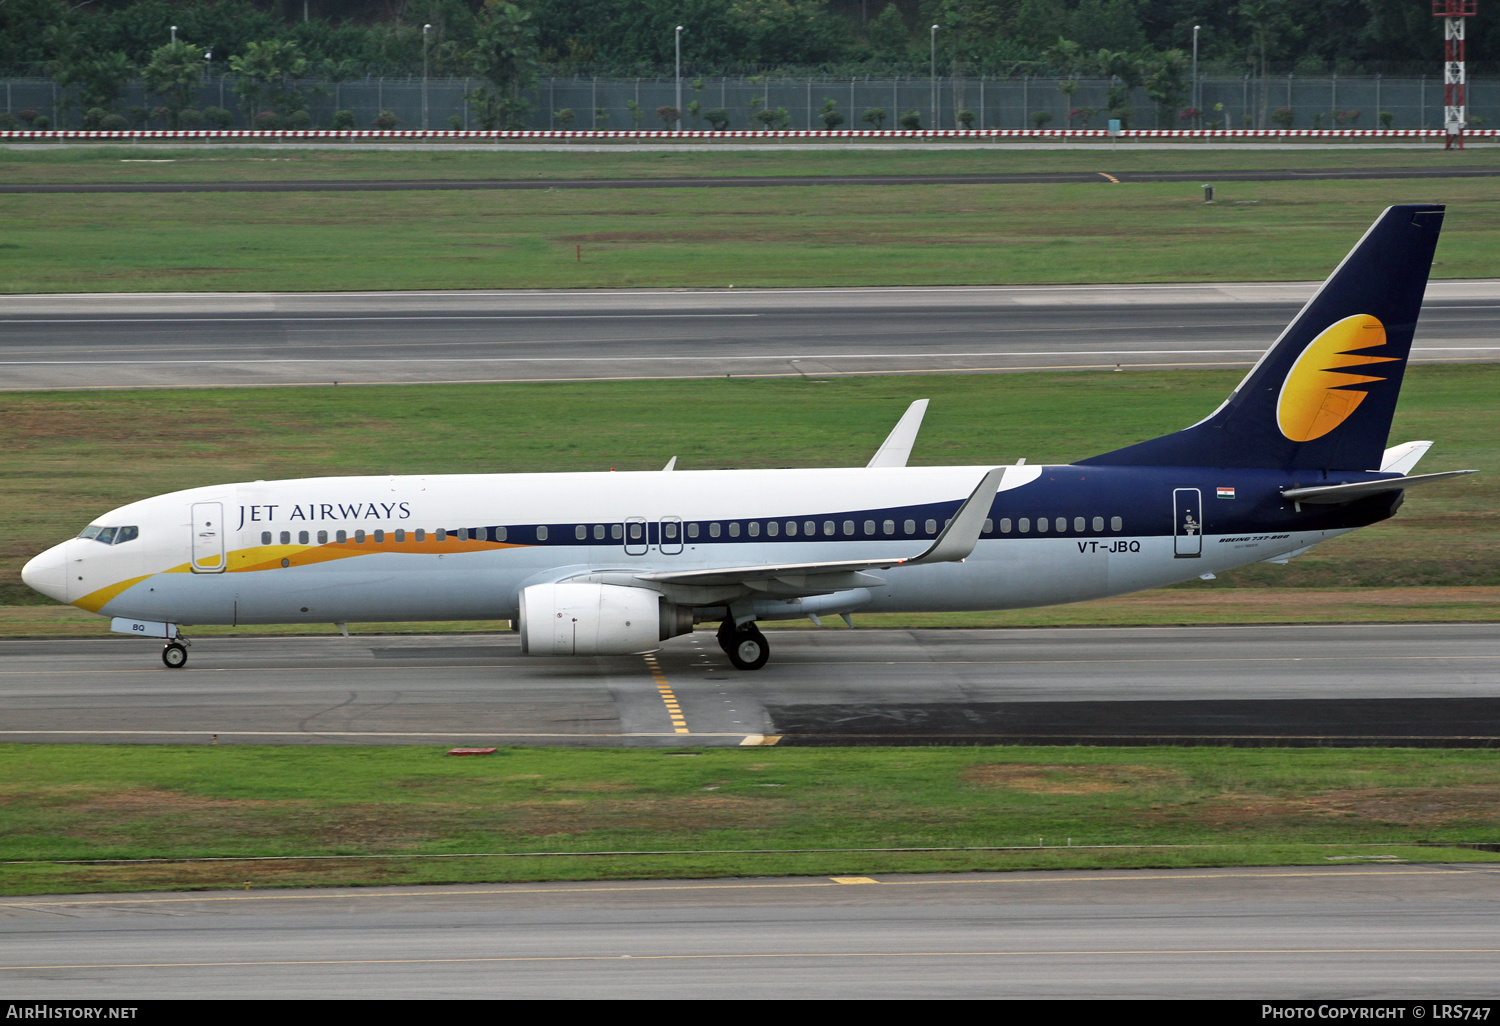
[
  {"x1": 717, "y1": 619, "x2": 769, "y2": 671},
  {"x1": 162, "y1": 640, "x2": 189, "y2": 669}
]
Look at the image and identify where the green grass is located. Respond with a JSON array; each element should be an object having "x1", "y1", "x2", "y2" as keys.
[
  {"x1": 2, "y1": 143, "x2": 1497, "y2": 185},
  {"x1": 1, "y1": 368, "x2": 1493, "y2": 623},
  {"x1": 2, "y1": 177, "x2": 1497, "y2": 293},
  {"x1": 1, "y1": 744, "x2": 1496, "y2": 895}
]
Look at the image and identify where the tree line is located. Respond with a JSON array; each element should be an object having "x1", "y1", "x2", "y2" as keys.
[{"x1": 0, "y1": 1, "x2": 1486, "y2": 129}]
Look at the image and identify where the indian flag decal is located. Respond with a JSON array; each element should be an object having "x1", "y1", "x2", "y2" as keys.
[{"x1": 1217, "y1": 487, "x2": 1235, "y2": 499}]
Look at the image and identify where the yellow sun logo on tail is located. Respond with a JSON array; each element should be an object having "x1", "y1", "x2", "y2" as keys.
[{"x1": 1276, "y1": 314, "x2": 1399, "y2": 442}]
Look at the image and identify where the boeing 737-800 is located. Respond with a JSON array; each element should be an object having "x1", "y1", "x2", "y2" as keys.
[{"x1": 21, "y1": 204, "x2": 1474, "y2": 670}]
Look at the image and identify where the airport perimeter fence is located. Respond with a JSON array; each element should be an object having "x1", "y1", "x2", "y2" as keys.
[
  {"x1": 5, "y1": 128, "x2": 1497, "y2": 144},
  {"x1": 1, "y1": 74, "x2": 1494, "y2": 134}
]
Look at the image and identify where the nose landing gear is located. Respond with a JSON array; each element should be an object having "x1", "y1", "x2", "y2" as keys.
[
  {"x1": 162, "y1": 640, "x2": 189, "y2": 669},
  {"x1": 716, "y1": 619, "x2": 769, "y2": 671}
]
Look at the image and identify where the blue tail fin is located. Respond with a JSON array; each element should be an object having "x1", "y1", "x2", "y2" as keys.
[{"x1": 1080, "y1": 204, "x2": 1445, "y2": 471}]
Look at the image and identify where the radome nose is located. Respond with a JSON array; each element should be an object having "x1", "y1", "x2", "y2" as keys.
[{"x1": 21, "y1": 542, "x2": 69, "y2": 604}]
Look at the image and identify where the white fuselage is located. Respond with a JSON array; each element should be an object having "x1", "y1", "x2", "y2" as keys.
[{"x1": 25, "y1": 465, "x2": 1344, "y2": 627}]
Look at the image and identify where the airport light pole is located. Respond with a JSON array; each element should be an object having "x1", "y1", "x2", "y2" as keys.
[
  {"x1": 930, "y1": 24, "x2": 939, "y2": 130},
  {"x1": 675, "y1": 26, "x2": 684, "y2": 132},
  {"x1": 1434, "y1": 0, "x2": 1477, "y2": 150},
  {"x1": 1192, "y1": 25, "x2": 1200, "y2": 127},
  {"x1": 422, "y1": 23, "x2": 432, "y2": 130},
  {"x1": 170, "y1": 24, "x2": 177, "y2": 44}
]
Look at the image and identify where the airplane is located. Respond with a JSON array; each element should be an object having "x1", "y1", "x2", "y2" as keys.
[{"x1": 21, "y1": 203, "x2": 1474, "y2": 671}]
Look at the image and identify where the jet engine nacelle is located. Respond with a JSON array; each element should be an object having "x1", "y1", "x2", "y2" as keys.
[{"x1": 518, "y1": 582, "x2": 693, "y2": 656}]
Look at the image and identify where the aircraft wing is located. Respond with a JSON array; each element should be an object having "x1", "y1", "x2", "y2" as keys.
[
  {"x1": 636, "y1": 466, "x2": 1006, "y2": 586},
  {"x1": 1281, "y1": 469, "x2": 1476, "y2": 505}
]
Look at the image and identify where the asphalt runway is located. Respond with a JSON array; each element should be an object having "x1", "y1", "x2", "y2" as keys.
[
  {"x1": 3, "y1": 281, "x2": 1497, "y2": 389},
  {"x1": 3, "y1": 865, "x2": 1498, "y2": 998},
  {"x1": 2, "y1": 624, "x2": 1496, "y2": 747},
  {"x1": 5, "y1": 164, "x2": 1498, "y2": 193}
]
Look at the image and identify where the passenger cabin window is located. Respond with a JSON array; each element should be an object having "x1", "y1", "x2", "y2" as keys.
[
  {"x1": 883, "y1": 520, "x2": 895, "y2": 535},
  {"x1": 1000, "y1": 518, "x2": 1012, "y2": 534},
  {"x1": 610, "y1": 524, "x2": 622, "y2": 540},
  {"x1": 709, "y1": 523, "x2": 721, "y2": 538},
  {"x1": 395, "y1": 529, "x2": 406, "y2": 543},
  {"x1": 373, "y1": 530, "x2": 385, "y2": 543},
  {"x1": 1092, "y1": 516, "x2": 1104, "y2": 532},
  {"x1": 1074, "y1": 517, "x2": 1085, "y2": 532},
  {"x1": 415, "y1": 529, "x2": 426, "y2": 542},
  {"x1": 613, "y1": 524, "x2": 625, "y2": 540},
  {"x1": 728, "y1": 522, "x2": 740, "y2": 538},
  {"x1": 864, "y1": 520, "x2": 875, "y2": 535},
  {"x1": 440, "y1": 528, "x2": 451, "y2": 542},
  {"x1": 843, "y1": 520, "x2": 855, "y2": 535},
  {"x1": 336, "y1": 530, "x2": 347, "y2": 543},
  {"x1": 1055, "y1": 517, "x2": 1066, "y2": 532},
  {"x1": 1036, "y1": 519, "x2": 1047, "y2": 534},
  {"x1": 786, "y1": 522, "x2": 797, "y2": 537},
  {"x1": 924, "y1": 519, "x2": 937, "y2": 534},
  {"x1": 823, "y1": 521, "x2": 835, "y2": 536},
  {"x1": 629, "y1": 522, "x2": 643, "y2": 540},
  {"x1": 666, "y1": 522, "x2": 680, "y2": 539},
  {"x1": 298, "y1": 531, "x2": 309, "y2": 545},
  {"x1": 281, "y1": 531, "x2": 291, "y2": 544},
  {"x1": 355, "y1": 530, "x2": 366, "y2": 543},
  {"x1": 317, "y1": 531, "x2": 327, "y2": 545},
  {"x1": 575, "y1": 525, "x2": 587, "y2": 540},
  {"x1": 262, "y1": 531, "x2": 272, "y2": 545},
  {"x1": 747, "y1": 522, "x2": 758, "y2": 538},
  {"x1": 766, "y1": 522, "x2": 778, "y2": 537},
  {"x1": 983, "y1": 519, "x2": 993, "y2": 534},
  {"x1": 804, "y1": 521, "x2": 816, "y2": 536},
  {"x1": 496, "y1": 527, "x2": 508, "y2": 541},
  {"x1": 1111, "y1": 516, "x2": 1123, "y2": 531},
  {"x1": 1019, "y1": 518, "x2": 1030, "y2": 533},
  {"x1": 537, "y1": 526, "x2": 548, "y2": 541},
  {"x1": 904, "y1": 520, "x2": 915, "y2": 534}
]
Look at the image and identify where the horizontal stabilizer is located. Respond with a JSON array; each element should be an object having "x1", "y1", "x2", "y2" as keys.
[
  {"x1": 1380, "y1": 441, "x2": 1432, "y2": 475},
  {"x1": 1281, "y1": 469, "x2": 1475, "y2": 505}
]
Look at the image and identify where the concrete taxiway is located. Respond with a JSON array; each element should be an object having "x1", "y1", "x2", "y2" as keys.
[
  {"x1": 5, "y1": 164, "x2": 1498, "y2": 194},
  {"x1": 3, "y1": 865, "x2": 1498, "y2": 998},
  {"x1": 2, "y1": 623, "x2": 1496, "y2": 747},
  {"x1": 2, "y1": 282, "x2": 1497, "y2": 390}
]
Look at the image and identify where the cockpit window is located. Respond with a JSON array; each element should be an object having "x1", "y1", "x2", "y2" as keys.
[{"x1": 76, "y1": 524, "x2": 138, "y2": 545}]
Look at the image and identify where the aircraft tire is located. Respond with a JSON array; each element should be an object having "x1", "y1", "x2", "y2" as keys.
[
  {"x1": 715, "y1": 618, "x2": 737, "y2": 655},
  {"x1": 726, "y1": 626, "x2": 769, "y2": 671},
  {"x1": 162, "y1": 642, "x2": 188, "y2": 669}
]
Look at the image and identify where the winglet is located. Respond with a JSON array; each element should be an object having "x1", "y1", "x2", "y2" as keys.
[
  {"x1": 867, "y1": 399, "x2": 930, "y2": 468},
  {"x1": 903, "y1": 467, "x2": 1006, "y2": 566},
  {"x1": 662, "y1": 456, "x2": 677, "y2": 472}
]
